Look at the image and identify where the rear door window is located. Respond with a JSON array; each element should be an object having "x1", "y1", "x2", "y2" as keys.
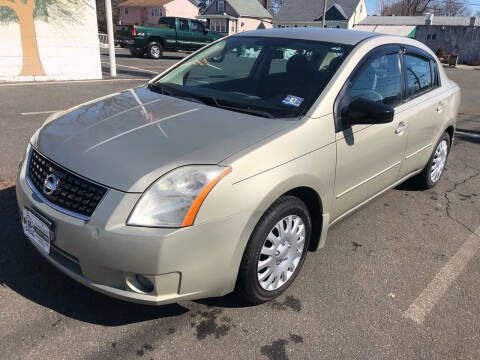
[
  {"x1": 191, "y1": 21, "x2": 205, "y2": 32},
  {"x1": 404, "y1": 54, "x2": 435, "y2": 98},
  {"x1": 179, "y1": 19, "x2": 189, "y2": 31}
]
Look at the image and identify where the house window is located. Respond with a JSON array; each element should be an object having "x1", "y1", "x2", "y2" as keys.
[
  {"x1": 217, "y1": 0, "x2": 225, "y2": 12},
  {"x1": 152, "y1": 8, "x2": 162, "y2": 17},
  {"x1": 432, "y1": 34, "x2": 437, "y2": 40},
  {"x1": 211, "y1": 19, "x2": 227, "y2": 33},
  {"x1": 231, "y1": 20, "x2": 237, "y2": 33},
  {"x1": 125, "y1": 8, "x2": 128, "y2": 14},
  {"x1": 427, "y1": 34, "x2": 431, "y2": 39}
]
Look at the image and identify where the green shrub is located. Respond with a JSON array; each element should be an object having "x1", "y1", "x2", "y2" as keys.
[{"x1": 436, "y1": 47, "x2": 445, "y2": 58}]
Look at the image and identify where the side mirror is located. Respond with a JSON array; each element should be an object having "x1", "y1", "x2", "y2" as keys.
[
  {"x1": 342, "y1": 98, "x2": 394, "y2": 126},
  {"x1": 204, "y1": 28, "x2": 210, "y2": 33}
]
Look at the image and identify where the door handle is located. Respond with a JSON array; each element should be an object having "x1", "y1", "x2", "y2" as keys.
[
  {"x1": 395, "y1": 122, "x2": 408, "y2": 134},
  {"x1": 437, "y1": 102, "x2": 446, "y2": 112}
]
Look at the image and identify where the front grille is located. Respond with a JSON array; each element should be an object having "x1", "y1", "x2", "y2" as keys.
[{"x1": 27, "y1": 148, "x2": 107, "y2": 219}]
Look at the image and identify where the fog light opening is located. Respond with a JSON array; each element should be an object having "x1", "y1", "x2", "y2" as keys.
[
  {"x1": 125, "y1": 274, "x2": 155, "y2": 294},
  {"x1": 136, "y1": 275, "x2": 154, "y2": 292}
]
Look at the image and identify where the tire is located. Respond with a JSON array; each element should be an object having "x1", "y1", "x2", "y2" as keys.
[
  {"x1": 413, "y1": 131, "x2": 451, "y2": 189},
  {"x1": 236, "y1": 195, "x2": 312, "y2": 304},
  {"x1": 129, "y1": 48, "x2": 143, "y2": 57},
  {"x1": 148, "y1": 42, "x2": 163, "y2": 59}
]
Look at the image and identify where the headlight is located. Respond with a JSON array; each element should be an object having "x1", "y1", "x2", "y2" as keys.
[{"x1": 127, "y1": 165, "x2": 231, "y2": 228}]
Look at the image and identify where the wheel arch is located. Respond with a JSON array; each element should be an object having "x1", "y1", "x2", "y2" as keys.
[
  {"x1": 223, "y1": 173, "x2": 332, "y2": 296},
  {"x1": 445, "y1": 125, "x2": 455, "y2": 143},
  {"x1": 147, "y1": 37, "x2": 165, "y2": 49},
  {"x1": 282, "y1": 187, "x2": 324, "y2": 252}
]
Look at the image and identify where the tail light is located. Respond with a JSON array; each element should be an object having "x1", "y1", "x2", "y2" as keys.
[{"x1": 132, "y1": 25, "x2": 136, "y2": 37}]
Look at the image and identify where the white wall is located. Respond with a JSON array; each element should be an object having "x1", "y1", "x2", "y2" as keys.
[
  {"x1": 0, "y1": 1, "x2": 101, "y2": 82},
  {"x1": 348, "y1": 0, "x2": 368, "y2": 29}
]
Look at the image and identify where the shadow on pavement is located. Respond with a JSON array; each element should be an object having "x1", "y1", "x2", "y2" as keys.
[
  {"x1": 101, "y1": 52, "x2": 185, "y2": 61},
  {"x1": 101, "y1": 66, "x2": 155, "y2": 80},
  {"x1": 394, "y1": 177, "x2": 424, "y2": 192},
  {"x1": 194, "y1": 293, "x2": 256, "y2": 309},
  {"x1": 456, "y1": 128, "x2": 480, "y2": 135},
  {"x1": 0, "y1": 185, "x2": 189, "y2": 326},
  {"x1": 455, "y1": 133, "x2": 480, "y2": 145}
]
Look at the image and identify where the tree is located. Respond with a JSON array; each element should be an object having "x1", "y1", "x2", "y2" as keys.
[
  {"x1": 380, "y1": 0, "x2": 434, "y2": 15},
  {"x1": 380, "y1": 0, "x2": 471, "y2": 16},
  {"x1": 96, "y1": 0, "x2": 122, "y2": 32},
  {"x1": 197, "y1": 0, "x2": 210, "y2": 13},
  {"x1": 269, "y1": 0, "x2": 285, "y2": 13},
  {"x1": 429, "y1": 0, "x2": 471, "y2": 16},
  {"x1": 0, "y1": 0, "x2": 85, "y2": 77}
]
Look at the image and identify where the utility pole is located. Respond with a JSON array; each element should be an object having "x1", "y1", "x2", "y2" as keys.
[
  {"x1": 105, "y1": 0, "x2": 117, "y2": 77},
  {"x1": 321, "y1": 0, "x2": 328, "y2": 28}
]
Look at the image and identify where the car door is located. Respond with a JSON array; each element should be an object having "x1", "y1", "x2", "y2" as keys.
[
  {"x1": 176, "y1": 18, "x2": 193, "y2": 51},
  {"x1": 398, "y1": 46, "x2": 446, "y2": 177},
  {"x1": 331, "y1": 46, "x2": 409, "y2": 220},
  {"x1": 190, "y1": 20, "x2": 211, "y2": 50}
]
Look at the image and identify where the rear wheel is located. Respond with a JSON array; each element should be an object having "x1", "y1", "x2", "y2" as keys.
[
  {"x1": 413, "y1": 131, "x2": 451, "y2": 189},
  {"x1": 148, "y1": 42, "x2": 163, "y2": 59},
  {"x1": 236, "y1": 196, "x2": 311, "y2": 304},
  {"x1": 129, "y1": 48, "x2": 143, "y2": 57}
]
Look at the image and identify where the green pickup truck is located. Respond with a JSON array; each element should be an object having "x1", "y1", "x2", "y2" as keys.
[{"x1": 116, "y1": 17, "x2": 224, "y2": 59}]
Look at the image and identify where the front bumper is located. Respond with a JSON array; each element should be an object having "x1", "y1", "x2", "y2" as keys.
[{"x1": 16, "y1": 149, "x2": 254, "y2": 305}]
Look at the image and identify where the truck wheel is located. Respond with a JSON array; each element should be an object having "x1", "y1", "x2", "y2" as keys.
[
  {"x1": 148, "y1": 42, "x2": 163, "y2": 59},
  {"x1": 129, "y1": 48, "x2": 143, "y2": 58}
]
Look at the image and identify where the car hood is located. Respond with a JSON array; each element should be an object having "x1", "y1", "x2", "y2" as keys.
[{"x1": 34, "y1": 86, "x2": 296, "y2": 192}]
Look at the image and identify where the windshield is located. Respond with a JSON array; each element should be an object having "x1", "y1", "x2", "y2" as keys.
[{"x1": 153, "y1": 36, "x2": 352, "y2": 118}]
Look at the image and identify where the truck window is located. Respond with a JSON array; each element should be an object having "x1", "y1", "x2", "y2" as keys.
[
  {"x1": 158, "y1": 17, "x2": 175, "y2": 28},
  {"x1": 191, "y1": 21, "x2": 205, "y2": 32},
  {"x1": 179, "y1": 19, "x2": 189, "y2": 31}
]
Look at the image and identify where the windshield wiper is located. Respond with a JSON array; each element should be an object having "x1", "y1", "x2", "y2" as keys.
[
  {"x1": 148, "y1": 83, "x2": 176, "y2": 96},
  {"x1": 148, "y1": 83, "x2": 207, "y2": 105},
  {"x1": 148, "y1": 84, "x2": 274, "y2": 118},
  {"x1": 200, "y1": 96, "x2": 274, "y2": 119}
]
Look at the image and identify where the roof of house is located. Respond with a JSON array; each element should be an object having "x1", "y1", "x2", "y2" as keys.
[
  {"x1": 118, "y1": 0, "x2": 174, "y2": 7},
  {"x1": 357, "y1": 16, "x2": 477, "y2": 26},
  {"x1": 274, "y1": 0, "x2": 360, "y2": 22},
  {"x1": 207, "y1": 0, "x2": 272, "y2": 19}
]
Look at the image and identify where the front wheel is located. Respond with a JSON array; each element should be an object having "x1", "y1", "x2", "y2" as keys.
[
  {"x1": 413, "y1": 131, "x2": 451, "y2": 189},
  {"x1": 236, "y1": 196, "x2": 311, "y2": 304},
  {"x1": 148, "y1": 42, "x2": 163, "y2": 59}
]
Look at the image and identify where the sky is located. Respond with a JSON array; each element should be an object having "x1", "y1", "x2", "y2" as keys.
[{"x1": 364, "y1": 0, "x2": 480, "y2": 15}]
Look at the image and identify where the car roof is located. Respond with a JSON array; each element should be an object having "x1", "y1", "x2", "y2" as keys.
[{"x1": 234, "y1": 28, "x2": 383, "y2": 46}]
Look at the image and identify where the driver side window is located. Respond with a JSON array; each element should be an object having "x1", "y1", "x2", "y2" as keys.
[{"x1": 348, "y1": 52, "x2": 402, "y2": 107}]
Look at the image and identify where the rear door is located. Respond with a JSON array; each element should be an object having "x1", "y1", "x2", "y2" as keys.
[
  {"x1": 190, "y1": 20, "x2": 212, "y2": 50},
  {"x1": 157, "y1": 17, "x2": 178, "y2": 51},
  {"x1": 398, "y1": 46, "x2": 447, "y2": 177},
  {"x1": 176, "y1": 18, "x2": 193, "y2": 51},
  {"x1": 332, "y1": 46, "x2": 409, "y2": 220}
]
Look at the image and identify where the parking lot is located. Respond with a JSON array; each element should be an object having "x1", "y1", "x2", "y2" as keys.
[{"x1": 1, "y1": 48, "x2": 479, "y2": 359}]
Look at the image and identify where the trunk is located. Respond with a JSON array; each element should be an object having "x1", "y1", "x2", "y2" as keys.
[{"x1": 17, "y1": 7, "x2": 45, "y2": 77}]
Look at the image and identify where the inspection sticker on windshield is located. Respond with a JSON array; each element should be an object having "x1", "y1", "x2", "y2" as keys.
[{"x1": 282, "y1": 95, "x2": 304, "y2": 107}]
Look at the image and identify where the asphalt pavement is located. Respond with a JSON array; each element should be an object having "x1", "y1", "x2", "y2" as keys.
[{"x1": 0, "y1": 49, "x2": 479, "y2": 359}]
